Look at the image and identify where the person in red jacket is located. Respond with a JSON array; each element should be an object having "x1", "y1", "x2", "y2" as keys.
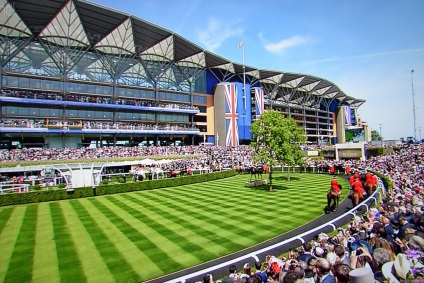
[
  {"x1": 349, "y1": 173, "x2": 355, "y2": 186},
  {"x1": 372, "y1": 174, "x2": 378, "y2": 189},
  {"x1": 345, "y1": 165, "x2": 351, "y2": 175},
  {"x1": 352, "y1": 176, "x2": 365, "y2": 199},
  {"x1": 330, "y1": 165, "x2": 335, "y2": 175},
  {"x1": 330, "y1": 176, "x2": 341, "y2": 195},
  {"x1": 365, "y1": 172, "x2": 373, "y2": 185}
]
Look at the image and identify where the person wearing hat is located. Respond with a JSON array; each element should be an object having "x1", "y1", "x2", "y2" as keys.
[
  {"x1": 349, "y1": 267, "x2": 376, "y2": 283},
  {"x1": 330, "y1": 176, "x2": 342, "y2": 196},
  {"x1": 372, "y1": 248, "x2": 392, "y2": 283},
  {"x1": 382, "y1": 253, "x2": 412, "y2": 283},
  {"x1": 314, "y1": 247, "x2": 325, "y2": 258},
  {"x1": 352, "y1": 175, "x2": 365, "y2": 199}
]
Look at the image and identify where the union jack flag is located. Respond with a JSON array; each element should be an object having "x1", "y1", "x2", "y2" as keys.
[
  {"x1": 224, "y1": 84, "x2": 239, "y2": 146},
  {"x1": 255, "y1": 88, "x2": 264, "y2": 120}
]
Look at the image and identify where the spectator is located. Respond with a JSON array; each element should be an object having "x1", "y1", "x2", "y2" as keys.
[
  {"x1": 331, "y1": 263, "x2": 351, "y2": 283},
  {"x1": 224, "y1": 264, "x2": 239, "y2": 283},
  {"x1": 313, "y1": 258, "x2": 334, "y2": 283},
  {"x1": 203, "y1": 273, "x2": 213, "y2": 283}
]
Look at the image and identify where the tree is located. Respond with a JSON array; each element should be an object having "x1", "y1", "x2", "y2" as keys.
[
  {"x1": 371, "y1": 130, "x2": 382, "y2": 141},
  {"x1": 250, "y1": 110, "x2": 306, "y2": 191}
]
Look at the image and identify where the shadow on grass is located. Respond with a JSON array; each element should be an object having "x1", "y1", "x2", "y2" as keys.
[
  {"x1": 251, "y1": 184, "x2": 292, "y2": 192},
  {"x1": 272, "y1": 175, "x2": 301, "y2": 181}
]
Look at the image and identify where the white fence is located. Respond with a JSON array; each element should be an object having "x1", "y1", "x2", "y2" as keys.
[
  {"x1": 163, "y1": 179, "x2": 386, "y2": 283},
  {"x1": 0, "y1": 181, "x2": 30, "y2": 193}
]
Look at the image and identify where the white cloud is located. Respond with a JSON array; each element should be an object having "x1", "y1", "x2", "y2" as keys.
[
  {"x1": 262, "y1": 35, "x2": 310, "y2": 54},
  {"x1": 307, "y1": 48, "x2": 424, "y2": 65},
  {"x1": 195, "y1": 18, "x2": 243, "y2": 52}
]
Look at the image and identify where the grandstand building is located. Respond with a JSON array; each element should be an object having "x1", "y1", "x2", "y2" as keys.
[{"x1": 0, "y1": 0, "x2": 365, "y2": 149}]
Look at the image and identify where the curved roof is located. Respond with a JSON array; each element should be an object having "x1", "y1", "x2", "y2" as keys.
[{"x1": 2, "y1": 0, "x2": 365, "y2": 108}]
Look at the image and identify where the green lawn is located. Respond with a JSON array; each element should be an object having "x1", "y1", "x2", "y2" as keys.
[{"x1": 0, "y1": 172, "x2": 348, "y2": 283}]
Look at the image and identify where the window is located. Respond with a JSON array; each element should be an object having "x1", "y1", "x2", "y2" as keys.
[{"x1": 193, "y1": 95, "x2": 207, "y2": 104}]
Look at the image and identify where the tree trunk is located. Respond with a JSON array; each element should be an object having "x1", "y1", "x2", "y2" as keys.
[
  {"x1": 287, "y1": 167, "x2": 291, "y2": 182},
  {"x1": 268, "y1": 163, "x2": 273, "y2": 191}
]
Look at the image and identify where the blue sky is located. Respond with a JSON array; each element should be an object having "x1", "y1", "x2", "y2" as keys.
[{"x1": 91, "y1": 0, "x2": 424, "y2": 141}]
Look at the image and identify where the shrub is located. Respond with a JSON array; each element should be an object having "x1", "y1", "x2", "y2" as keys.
[
  {"x1": 30, "y1": 184, "x2": 41, "y2": 191},
  {"x1": 58, "y1": 183, "x2": 66, "y2": 189},
  {"x1": 0, "y1": 170, "x2": 237, "y2": 206}
]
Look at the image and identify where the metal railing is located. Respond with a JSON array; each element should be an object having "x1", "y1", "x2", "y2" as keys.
[{"x1": 163, "y1": 179, "x2": 385, "y2": 283}]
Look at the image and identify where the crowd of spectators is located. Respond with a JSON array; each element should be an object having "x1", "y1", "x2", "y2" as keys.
[
  {"x1": 0, "y1": 89, "x2": 199, "y2": 111},
  {"x1": 208, "y1": 143, "x2": 424, "y2": 283},
  {"x1": 0, "y1": 145, "x2": 254, "y2": 166},
  {"x1": 0, "y1": 142, "x2": 423, "y2": 282},
  {"x1": 0, "y1": 118, "x2": 198, "y2": 132}
]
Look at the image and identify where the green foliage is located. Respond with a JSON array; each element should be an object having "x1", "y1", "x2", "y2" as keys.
[
  {"x1": 366, "y1": 147, "x2": 384, "y2": 158},
  {"x1": 250, "y1": 110, "x2": 306, "y2": 167},
  {"x1": 371, "y1": 130, "x2": 383, "y2": 141},
  {"x1": 372, "y1": 171, "x2": 393, "y2": 192},
  {"x1": 30, "y1": 184, "x2": 41, "y2": 191},
  {"x1": 58, "y1": 183, "x2": 66, "y2": 189},
  {"x1": 117, "y1": 177, "x2": 126, "y2": 183},
  {"x1": 0, "y1": 170, "x2": 237, "y2": 207},
  {"x1": 101, "y1": 179, "x2": 109, "y2": 185}
]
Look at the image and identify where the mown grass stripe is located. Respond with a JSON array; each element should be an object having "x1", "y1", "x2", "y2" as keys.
[
  {"x1": 151, "y1": 189, "x2": 281, "y2": 237},
  {"x1": 106, "y1": 195, "x2": 224, "y2": 259},
  {"x1": 59, "y1": 201, "x2": 115, "y2": 283},
  {"x1": 153, "y1": 187, "x2": 293, "y2": 232},
  {"x1": 120, "y1": 193, "x2": 247, "y2": 253},
  {"x1": 0, "y1": 207, "x2": 29, "y2": 283},
  {"x1": 49, "y1": 202, "x2": 86, "y2": 283},
  {"x1": 0, "y1": 207, "x2": 14, "y2": 235},
  {"x1": 90, "y1": 197, "x2": 189, "y2": 280},
  {"x1": 32, "y1": 203, "x2": 60, "y2": 283},
  {"x1": 122, "y1": 194, "x2": 251, "y2": 249},
  {"x1": 0, "y1": 172, "x2": 351, "y2": 283},
  {"x1": 156, "y1": 186, "x2": 282, "y2": 217},
  {"x1": 108, "y1": 193, "x2": 230, "y2": 247},
  {"x1": 3, "y1": 205, "x2": 38, "y2": 283},
  {"x1": 69, "y1": 199, "x2": 142, "y2": 282}
]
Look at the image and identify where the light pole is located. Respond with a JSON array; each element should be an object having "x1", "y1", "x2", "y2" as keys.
[
  {"x1": 379, "y1": 124, "x2": 383, "y2": 146},
  {"x1": 420, "y1": 127, "x2": 422, "y2": 141},
  {"x1": 411, "y1": 70, "x2": 417, "y2": 141}
]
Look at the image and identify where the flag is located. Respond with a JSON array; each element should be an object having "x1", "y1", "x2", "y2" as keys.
[{"x1": 237, "y1": 40, "x2": 243, "y2": 49}]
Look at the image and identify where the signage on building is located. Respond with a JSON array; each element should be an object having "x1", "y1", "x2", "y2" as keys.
[
  {"x1": 307, "y1": 150, "x2": 319, "y2": 157},
  {"x1": 338, "y1": 149, "x2": 362, "y2": 158}
]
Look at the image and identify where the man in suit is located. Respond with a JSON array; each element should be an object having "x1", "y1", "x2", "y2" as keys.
[
  {"x1": 297, "y1": 242, "x2": 313, "y2": 264},
  {"x1": 314, "y1": 258, "x2": 334, "y2": 283},
  {"x1": 397, "y1": 214, "x2": 417, "y2": 240}
]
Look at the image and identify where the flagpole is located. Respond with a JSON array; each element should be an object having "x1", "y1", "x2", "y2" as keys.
[
  {"x1": 411, "y1": 70, "x2": 417, "y2": 141},
  {"x1": 242, "y1": 41, "x2": 246, "y2": 110}
]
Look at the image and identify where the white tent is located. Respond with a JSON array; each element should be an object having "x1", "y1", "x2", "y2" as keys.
[{"x1": 140, "y1": 158, "x2": 156, "y2": 166}]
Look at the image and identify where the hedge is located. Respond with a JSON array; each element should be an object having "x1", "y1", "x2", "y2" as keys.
[{"x1": 0, "y1": 170, "x2": 236, "y2": 207}]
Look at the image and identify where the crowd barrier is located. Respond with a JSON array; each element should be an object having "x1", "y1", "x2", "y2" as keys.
[
  {"x1": 161, "y1": 178, "x2": 386, "y2": 283},
  {"x1": 0, "y1": 182, "x2": 30, "y2": 193}
]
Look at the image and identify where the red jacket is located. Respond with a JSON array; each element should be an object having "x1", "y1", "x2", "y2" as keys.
[
  {"x1": 352, "y1": 179, "x2": 364, "y2": 197},
  {"x1": 331, "y1": 179, "x2": 341, "y2": 193}
]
